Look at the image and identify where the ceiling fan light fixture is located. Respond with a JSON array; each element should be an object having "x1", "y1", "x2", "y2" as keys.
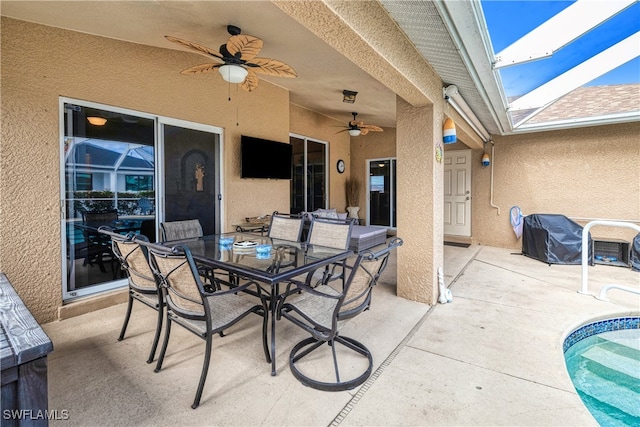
[
  {"x1": 219, "y1": 64, "x2": 248, "y2": 83},
  {"x1": 342, "y1": 90, "x2": 358, "y2": 103},
  {"x1": 348, "y1": 128, "x2": 362, "y2": 137},
  {"x1": 87, "y1": 116, "x2": 107, "y2": 126}
]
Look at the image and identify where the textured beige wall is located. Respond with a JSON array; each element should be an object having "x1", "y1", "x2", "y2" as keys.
[
  {"x1": 349, "y1": 127, "x2": 397, "y2": 222},
  {"x1": 289, "y1": 104, "x2": 351, "y2": 211},
  {"x1": 471, "y1": 123, "x2": 640, "y2": 248},
  {"x1": 396, "y1": 98, "x2": 443, "y2": 305},
  {"x1": 1, "y1": 18, "x2": 291, "y2": 322}
]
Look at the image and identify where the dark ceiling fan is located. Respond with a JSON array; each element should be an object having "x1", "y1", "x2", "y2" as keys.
[
  {"x1": 338, "y1": 112, "x2": 383, "y2": 136},
  {"x1": 165, "y1": 25, "x2": 297, "y2": 91}
]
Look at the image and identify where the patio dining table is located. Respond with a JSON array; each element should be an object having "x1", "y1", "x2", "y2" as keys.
[{"x1": 163, "y1": 232, "x2": 352, "y2": 376}]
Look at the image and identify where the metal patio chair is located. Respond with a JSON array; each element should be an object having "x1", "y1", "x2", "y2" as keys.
[
  {"x1": 142, "y1": 240, "x2": 270, "y2": 409},
  {"x1": 160, "y1": 219, "x2": 204, "y2": 242},
  {"x1": 304, "y1": 216, "x2": 355, "y2": 287},
  {"x1": 268, "y1": 211, "x2": 304, "y2": 242},
  {"x1": 277, "y1": 238, "x2": 403, "y2": 391},
  {"x1": 265, "y1": 212, "x2": 305, "y2": 273},
  {"x1": 161, "y1": 219, "x2": 218, "y2": 288},
  {"x1": 98, "y1": 227, "x2": 163, "y2": 364},
  {"x1": 81, "y1": 209, "x2": 119, "y2": 273}
]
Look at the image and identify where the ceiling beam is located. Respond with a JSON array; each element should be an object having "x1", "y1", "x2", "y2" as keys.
[
  {"x1": 271, "y1": 0, "x2": 436, "y2": 108},
  {"x1": 494, "y1": 0, "x2": 636, "y2": 69},
  {"x1": 509, "y1": 32, "x2": 640, "y2": 111}
]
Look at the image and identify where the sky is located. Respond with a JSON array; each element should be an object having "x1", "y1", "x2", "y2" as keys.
[{"x1": 480, "y1": 0, "x2": 640, "y2": 97}]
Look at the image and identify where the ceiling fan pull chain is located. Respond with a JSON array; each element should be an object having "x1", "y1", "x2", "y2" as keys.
[{"x1": 236, "y1": 84, "x2": 240, "y2": 126}]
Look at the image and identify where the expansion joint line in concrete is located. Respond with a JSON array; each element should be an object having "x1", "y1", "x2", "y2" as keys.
[{"x1": 329, "y1": 246, "x2": 483, "y2": 426}]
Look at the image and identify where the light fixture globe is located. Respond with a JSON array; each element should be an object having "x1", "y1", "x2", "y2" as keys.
[
  {"x1": 218, "y1": 64, "x2": 248, "y2": 83},
  {"x1": 348, "y1": 128, "x2": 362, "y2": 137},
  {"x1": 87, "y1": 116, "x2": 107, "y2": 126}
]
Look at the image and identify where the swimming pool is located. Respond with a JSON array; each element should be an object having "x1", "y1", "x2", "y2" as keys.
[{"x1": 563, "y1": 317, "x2": 640, "y2": 427}]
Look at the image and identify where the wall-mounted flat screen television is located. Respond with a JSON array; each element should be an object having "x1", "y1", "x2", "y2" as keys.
[{"x1": 241, "y1": 135, "x2": 293, "y2": 180}]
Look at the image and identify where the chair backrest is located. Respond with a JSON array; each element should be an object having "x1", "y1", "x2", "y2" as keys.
[
  {"x1": 338, "y1": 238, "x2": 403, "y2": 320},
  {"x1": 143, "y1": 242, "x2": 206, "y2": 319},
  {"x1": 83, "y1": 209, "x2": 118, "y2": 224},
  {"x1": 268, "y1": 212, "x2": 304, "y2": 242},
  {"x1": 98, "y1": 227, "x2": 156, "y2": 293},
  {"x1": 307, "y1": 216, "x2": 354, "y2": 250},
  {"x1": 160, "y1": 219, "x2": 203, "y2": 242}
]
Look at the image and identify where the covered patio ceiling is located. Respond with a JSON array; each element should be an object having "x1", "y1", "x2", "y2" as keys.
[{"x1": 2, "y1": 0, "x2": 638, "y2": 139}]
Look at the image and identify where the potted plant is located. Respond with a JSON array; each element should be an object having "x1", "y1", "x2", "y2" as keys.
[{"x1": 345, "y1": 177, "x2": 361, "y2": 219}]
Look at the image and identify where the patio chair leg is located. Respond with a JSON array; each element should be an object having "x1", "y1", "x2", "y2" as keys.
[
  {"x1": 154, "y1": 316, "x2": 172, "y2": 373},
  {"x1": 192, "y1": 334, "x2": 213, "y2": 409},
  {"x1": 261, "y1": 307, "x2": 270, "y2": 363},
  {"x1": 147, "y1": 304, "x2": 164, "y2": 364},
  {"x1": 118, "y1": 294, "x2": 134, "y2": 341},
  {"x1": 331, "y1": 339, "x2": 341, "y2": 384},
  {"x1": 289, "y1": 336, "x2": 373, "y2": 392}
]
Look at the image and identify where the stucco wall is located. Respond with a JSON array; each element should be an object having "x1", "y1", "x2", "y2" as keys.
[
  {"x1": 396, "y1": 99, "x2": 443, "y2": 305},
  {"x1": 471, "y1": 123, "x2": 640, "y2": 248},
  {"x1": 0, "y1": 18, "x2": 292, "y2": 322}
]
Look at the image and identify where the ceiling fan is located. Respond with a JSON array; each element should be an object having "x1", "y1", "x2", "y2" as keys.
[
  {"x1": 165, "y1": 25, "x2": 297, "y2": 91},
  {"x1": 339, "y1": 112, "x2": 383, "y2": 136}
]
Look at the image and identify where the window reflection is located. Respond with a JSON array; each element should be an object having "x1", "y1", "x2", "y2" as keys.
[{"x1": 63, "y1": 103, "x2": 155, "y2": 298}]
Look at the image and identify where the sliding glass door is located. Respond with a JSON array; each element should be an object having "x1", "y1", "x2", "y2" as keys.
[
  {"x1": 160, "y1": 122, "x2": 222, "y2": 236},
  {"x1": 290, "y1": 134, "x2": 328, "y2": 214},
  {"x1": 61, "y1": 101, "x2": 156, "y2": 300},
  {"x1": 60, "y1": 99, "x2": 223, "y2": 301},
  {"x1": 367, "y1": 158, "x2": 397, "y2": 228}
]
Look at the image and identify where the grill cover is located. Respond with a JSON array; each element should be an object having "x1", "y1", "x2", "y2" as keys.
[{"x1": 522, "y1": 214, "x2": 592, "y2": 265}]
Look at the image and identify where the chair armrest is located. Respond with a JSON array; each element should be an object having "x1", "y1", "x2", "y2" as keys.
[{"x1": 360, "y1": 237, "x2": 404, "y2": 260}]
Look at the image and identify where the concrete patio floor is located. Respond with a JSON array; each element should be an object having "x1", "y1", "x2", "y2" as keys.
[{"x1": 43, "y1": 244, "x2": 639, "y2": 426}]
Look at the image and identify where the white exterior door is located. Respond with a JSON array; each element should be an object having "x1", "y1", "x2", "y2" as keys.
[{"x1": 444, "y1": 150, "x2": 471, "y2": 236}]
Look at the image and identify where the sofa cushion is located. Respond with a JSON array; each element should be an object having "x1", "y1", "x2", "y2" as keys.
[
  {"x1": 349, "y1": 225, "x2": 387, "y2": 252},
  {"x1": 313, "y1": 208, "x2": 338, "y2": 219}
]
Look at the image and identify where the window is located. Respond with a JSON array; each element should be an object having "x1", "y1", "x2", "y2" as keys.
[
  {"x1": 125, "y1": 175, "x2": 153, "y2": 191},
  {"x1": 76, "y1": 173, "x2": 93, "y2": 190}
]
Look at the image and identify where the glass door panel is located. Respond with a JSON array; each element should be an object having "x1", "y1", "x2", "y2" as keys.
[
  {"x1": 368, "y1": 158, "x2": 396, "y2": 228},
  {"x1": 306, "y1": 140, "x2": 327, "y2": 212},
  {"x1": 62, "y1": 101, "x2": 155, "y2": 300},
  {"x1": 290, "y1": 137, "x2": 305, "y2": 214},
  {"x1": 290, "y1": 135, "x2": 327, "y2": 214},
  {"x1": 161, "y1": 124, "x2": 220, "y2": 236}
]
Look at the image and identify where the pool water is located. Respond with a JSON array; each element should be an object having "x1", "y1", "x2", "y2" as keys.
[{"x1": 564, "y1": 319, "x2": 640, "y2": 427}]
